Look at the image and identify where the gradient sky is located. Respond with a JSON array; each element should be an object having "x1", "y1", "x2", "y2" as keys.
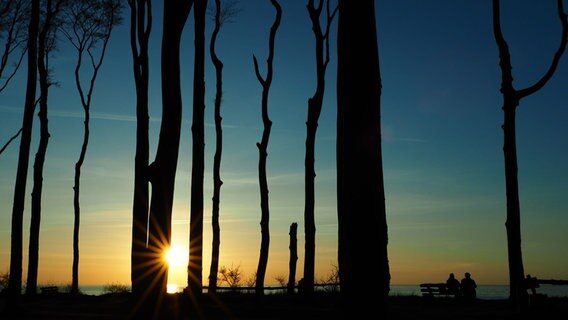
[{"x1": 1, "y1": 0, "x2": 567, "y2": 289}]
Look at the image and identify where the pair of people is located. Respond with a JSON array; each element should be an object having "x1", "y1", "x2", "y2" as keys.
[{"x1": 446, "y1": 272, "x2": 477, "y2": 299}]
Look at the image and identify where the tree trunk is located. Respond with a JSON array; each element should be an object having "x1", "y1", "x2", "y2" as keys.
[
  {"x1": 253, "y1": 0, "x2": 281, "y2": 296},
  {"x1": 145, "y1": 1, "x2": 192, "y2": 316},
  {"x1": 27, "y1": 0, "x2": 58, "y2": 296},
  {"x1": 303, "y1": 0, "x2": 337, "y2": 296},
  {"x1": 7, "y1": 0, "x2": 39, "y2": 305},
  {"x1": 336, "y1": 0, "x2": 390, "y2": 311},
  {"x1": 492, "y1": 0, "x2": 567, "y2": 308},
  {"x1": 287, "y1": 222, "x2": 298, "y2": 295},
  {"x1": 72, "y1": 101, "x2": 89, "y2": 295},
  {"x1": 129, "y1": 0, "x2": 151, "y2": 301},
  {"x1": 188, "y1": 0, "x2": 207, "y2": 299},
  {"x1": 502, "y1": 100, "x2": 528, "y2": 306},
  {"x1": 208, "y1": 0, "x2": 223, "y2": 295}
]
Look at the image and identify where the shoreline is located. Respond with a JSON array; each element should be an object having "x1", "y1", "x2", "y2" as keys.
[{"x1": 1, "y1": 291, "x2": 567, "y2": 319}]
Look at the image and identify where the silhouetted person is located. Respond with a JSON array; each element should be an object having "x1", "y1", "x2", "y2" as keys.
[
  {"x1": 525, "y1": 274, "x2": 539, "y2": 295},
  {"x1": 446, "y1": 273, "x2": 460, "y2": 296},
  {"x1": 460, "y1": 272, "x2": 477, "y2": 300}
]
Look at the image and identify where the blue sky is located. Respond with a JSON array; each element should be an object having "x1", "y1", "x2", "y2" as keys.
[{"x1": 1, "y1": 0, "x2": 567, "y2": 288}]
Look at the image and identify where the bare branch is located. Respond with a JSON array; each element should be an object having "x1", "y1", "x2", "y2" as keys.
[
  {"x1": 518, "y1": 0, "x2": 568, "y2": 99},
  {"x1": 0, "y1": 128, "x2": 23, "y2": 155}
]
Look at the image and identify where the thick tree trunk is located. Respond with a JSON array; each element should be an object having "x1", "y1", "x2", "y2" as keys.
[
  {"x1": 336, "y1": 0, "x2": 390, "y2": 311},
  {"x1": 253, "y1": 0, "x2": 281, "y2": 296},
  {"x1": 144, "y1": 1, "x2": 192, "y2": 316},
  {"x1": 129, "y1": 0, "x2": 151, "y2": 301},
  {"x1": 7, "y1": 0, "x2": 39, "y2": 305},
  {"x1": 208, "y1": 0, "x2": 223, "y2": 295},
  {"x1": 188, "y1": 0, "x2": 207, "y2": 299}
]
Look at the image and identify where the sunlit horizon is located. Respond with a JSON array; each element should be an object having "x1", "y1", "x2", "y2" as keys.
[{"x1": 2, "y1": 1, "x2": 567, "y2": 294}]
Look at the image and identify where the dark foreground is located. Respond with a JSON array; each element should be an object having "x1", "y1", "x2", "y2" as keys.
[{"x1": 1, "y1": 291, "x2": 567, "y2": 319}]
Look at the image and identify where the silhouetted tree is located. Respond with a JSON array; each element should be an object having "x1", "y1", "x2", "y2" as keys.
[
  {"x1": 253, "y1": 0, "x2": 281, "y2": 296},
  {"x1": 303, "y1": 0, "x2": 337, "y2": 296},
  {"x1": 336, "y1": 0, "x2": 390, "y2": 311},
  {"x1": 6, "y1": 0, "x2": 38, "y2": 306},
  {"x1": 188, "y1": 0, "x2": 208, "y2": 299},
  {"x1": 128, "y1": 0, "x2": 152, "y2": 302},
  {"x1": 207, "y1": 0, "x2": 241, "y2": 294},
  {"x1": 145, "y1": 0, "x2": 192, "y2": 314},
  {"x1": 60, "y1": 0, "x2": 123, "y2": 295},
  {"x1": 492, "y1": 0, "x2": 567, "y2": 308},
  {"x1": 287, "y1": 222, "x2": 298, "y2": 294},
  {"x1": 26, "y1": 0, "x2": 65, "y2": 296},
  {"x1": 0, "y1": 0, "x2": 29, "y2": 93}
]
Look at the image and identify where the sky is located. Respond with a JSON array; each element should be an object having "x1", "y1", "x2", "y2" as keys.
[{"x1": 1, "y1": 0, "x2": 567, "y2": 290}]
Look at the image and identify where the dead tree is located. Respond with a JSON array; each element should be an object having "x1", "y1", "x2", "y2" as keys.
[
  {"x1": 207, "y1": 0, "x2": 241, "y2": 294},
  {"x1": 253, "y1": 0, "x2": 281, "y2": 296},
  {"x1": 492, "y1": 0, "x2": 567, "y2": 308},
  {"x1": 303, "y1": 0, "x2": 337, "y2": 296}
]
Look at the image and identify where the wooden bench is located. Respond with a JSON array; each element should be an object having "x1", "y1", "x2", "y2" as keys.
[
  {"x1": 40, "y1": 286, "x2": 59, "y2": 294},
  {"x1": 420, "y1": 283, "x2": 450, "y2": 297}
]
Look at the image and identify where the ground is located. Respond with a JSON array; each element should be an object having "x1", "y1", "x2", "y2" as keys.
[{"x1": 1, "y1": 291, "x2": 567, "y2": 319}]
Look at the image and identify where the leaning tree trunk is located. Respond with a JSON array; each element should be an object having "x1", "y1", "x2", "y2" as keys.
[
  {"x1": 336, "y1": 0, "x2": 390, "y2": 312},
  {"x1": 188, "y1": 0, "x2": 207, "y2": 299},
  {"x1": 253, "y1": 0, "x2": 281, "y2": 297},
  {"x1": 7, "y1": 0, "x2": 39, "y2": 305},
  {"x1": 492, "y1": 0, "x2": 567, "y2": 309},
  {"x1": 129, "y1": 0, "x2": 152, "y2": 301},
  {"x1": 208, "y1": 0, "x2": 223, "y2": 294}
]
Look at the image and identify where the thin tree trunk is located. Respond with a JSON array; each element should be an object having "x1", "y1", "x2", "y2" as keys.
[
  {"x1": 66, "y1": 1, "x2": 118, "y2": 296},
  {"x1": 72, "y1": 110, "x2": 89, "y2": 295},
  {"x1": 129, "y1": 0, "x2": 152, "y2": 301},
  {"x1": 253, "y1": 0, "x2": 281, "y2": 296},
  {"x1": 287, "y1": 222, "x2": 298, "y2": 295},
  {"x1": 7, "y1": 0, "x2": 39, "y2": 305},
  {"x1": 208, "y1": 0, "x2": 223, "y2": 295},
  {"x1": 336, "y1": 0, "x2": 390, "y2": 311},
  {"x1": 188, "y1": 0, "x2": 207, "y2": 299},
  {"x1": 27, "y1": 0, "x2": 60, "y2": 296},
  {"x1": 491, "y1": 0, "x2": 567, "y2": 308},
  {"x1": 303, "y1": 0, "x2": 337, "y2": 296}
]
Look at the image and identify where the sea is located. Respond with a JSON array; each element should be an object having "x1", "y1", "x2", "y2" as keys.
[{"x1": 76, "y1": 284, "x2": 568, "y2": 299}]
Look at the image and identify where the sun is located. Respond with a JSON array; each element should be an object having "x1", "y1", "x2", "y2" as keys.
[{"x1": 165, "y1": 245, "x2": 187, "y2": 267}]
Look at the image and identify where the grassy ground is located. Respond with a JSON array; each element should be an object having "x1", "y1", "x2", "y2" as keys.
[{"x1": 1, "y1": 291, "x2": 567, "y2": 319}]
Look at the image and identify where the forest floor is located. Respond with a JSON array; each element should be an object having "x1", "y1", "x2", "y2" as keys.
[{"x1": 1, "y1": 291, "x2": 567, "y2": 319}]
